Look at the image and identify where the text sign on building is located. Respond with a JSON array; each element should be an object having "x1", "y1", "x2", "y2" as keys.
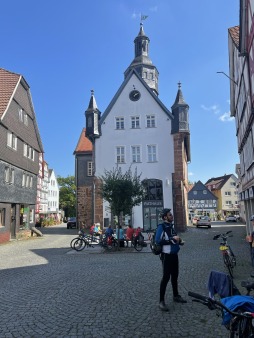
[{"x1": 143, "y1": 201, "x2": 163, "y2": 207}]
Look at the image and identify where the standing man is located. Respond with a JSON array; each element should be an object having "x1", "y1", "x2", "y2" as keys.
[{"x1": 155, "y1": 208, "x2": 186, "y2": 311}]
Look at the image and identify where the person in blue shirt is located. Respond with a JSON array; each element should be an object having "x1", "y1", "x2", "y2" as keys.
[
  {"x1": 115, "y1": 225, "x2": 124, "y2": 240},
  {"x1": 155, "y1": 208, "x2": 186, "y2": 311},
  {"x1": 105, "y1": 225, "x2": 114, "y2": 238}
]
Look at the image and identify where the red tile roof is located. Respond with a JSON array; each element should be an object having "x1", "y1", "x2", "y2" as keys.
[
  {"x1": 0, "y1": 68, "x2": 21, "y2": 118},
  {"x1": 74, "y1": 128, "x2": 93, "y2": 153},
  {"x1": 228, "y1": 26, "x2": 239, "y2": 49}
]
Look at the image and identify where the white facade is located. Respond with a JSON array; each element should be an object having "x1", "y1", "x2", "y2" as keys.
[
  {"x1": 48, "y1": 169, "x2": 59, "y2": 215},
  {"x1": 220, "y1": 175, "x2": 239, "y2": 213},
  {"x1": 95, "y1": 72, "x2": 174, "y2": 227}
]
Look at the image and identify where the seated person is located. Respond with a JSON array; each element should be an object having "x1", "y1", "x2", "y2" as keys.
[
  {"x1": 90, "y1": 224, "x2": 95, "y2": 235},
  {"x1": 115, "y1": 225, "x2": 125, "y2": 247},
  {"x1": 105, "y1": 225, "x2": 114, "y2": 238},
  {"x1": 126, "y1": 225, "x2": 134, "y2": 246},
  {"x1": 134, "y1": 227, "x2": 144, "y2": 244}
]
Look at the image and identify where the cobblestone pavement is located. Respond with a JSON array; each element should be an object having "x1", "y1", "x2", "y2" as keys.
[{"x1": 0, "y1": 223, "x2": 253, "y2": 338}]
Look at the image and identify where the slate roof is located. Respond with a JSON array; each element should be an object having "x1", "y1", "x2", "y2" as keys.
[
  {"x1": 0, "y1": 68, "x2": 21, "y2": 118},
  {"x1": 73, "y1": 128, "x2": 93, "y2": 154},
  {"x1": 205, "y1": 174, "x2": 232, "y2": 190},
  {"x1": 228, "y1": 26, "x2": 239, "y2": 49},
  {"x1": 188, "y1": 180, "x2": 218, "y2": 200}
]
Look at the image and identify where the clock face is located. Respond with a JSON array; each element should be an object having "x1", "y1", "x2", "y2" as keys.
[{"x1": 129, "y1": 90, "x2": 141, "y2": 101}]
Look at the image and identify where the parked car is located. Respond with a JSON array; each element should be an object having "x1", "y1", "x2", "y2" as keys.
[
  {"x1": 67, "y1": 217, "x2": 77, "y2": 229},
  {"x1": 192, "y1": 215, "x2": 200, "y2": 225},
  {"x1": 225, "y1": 215, "x2": 237, "y2": 222},
  {"x1": 196, "y1": 216, "x2": 211, "y2": 228}
]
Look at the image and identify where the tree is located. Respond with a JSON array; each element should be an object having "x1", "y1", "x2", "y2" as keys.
[
  {"x1": 58, "y1": 175, "x2": 76, "y2": 218},
  {"x1": 99, "y1": 166, "x2": 145, "y2": 231}
]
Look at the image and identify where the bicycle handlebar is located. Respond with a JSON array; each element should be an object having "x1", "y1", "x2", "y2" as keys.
[
  {"x1": 188, "y1": 291, "x2": 253, "y2": 319},
  {"x1": 213, "y1": 230, "x2": 232, "y2": 240}
]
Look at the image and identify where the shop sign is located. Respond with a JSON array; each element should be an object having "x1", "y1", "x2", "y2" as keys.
[{"x1": 143, "y1": 200, "x2": 163, "y2": 207}]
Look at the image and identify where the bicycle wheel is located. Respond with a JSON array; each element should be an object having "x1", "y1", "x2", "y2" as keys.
[
  {"x1": 134, "y1": 240, "x2": 143, "y2": 252},
  {"x1": 70, "y1": 237, "x2": 80, "y2": 249},
  {"x1": 73, "y1": 238, "x2": 87, "y2": 251},
  {"x1": 223, "y1": 253, "x2": 234, "y2": 278}
]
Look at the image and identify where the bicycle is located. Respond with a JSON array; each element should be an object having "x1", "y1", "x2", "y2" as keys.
[
  {"x1": 72, "y1": 232, "x2": 102, "y2": 251},
  {"x1": 188, "y1": 289, "x2": 254, "y2": 338},
  {"x1": 213, "y1": 230, "x2": 236, "y2": 278}
]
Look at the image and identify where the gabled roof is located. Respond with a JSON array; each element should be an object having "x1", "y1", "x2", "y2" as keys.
[
  {"x1": 0, "y1": 68, "x2": 21, "y2": 118},
  {"x1": 228, "y1": 26, "x2": 239, "y2": 49},
  {"x1": 73, "y1": 128, "x2": 93, "y2": 154},
  {"x1": 188, "y1": 180, "x2": 217, "y2": 200},
  {"x1": 205, "y1": 174, "x2": 234, "y2": 190},
  {"x1": 99, "y1": 68, "x2": 173, "y2": 124}
]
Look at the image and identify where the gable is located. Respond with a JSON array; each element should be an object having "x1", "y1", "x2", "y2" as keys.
[
  {"x1": 0, "y1": 68, "x2": 20, "y2": 119},
  {"x1": 188, "y1": 180, "x2": 217, "y2": 200},
  {"x1": 100, "y1": 69, "x2": 173, "y2": 125},
  {"x1": 74, "y1": 128, "x2": 93, "y2": 154}
]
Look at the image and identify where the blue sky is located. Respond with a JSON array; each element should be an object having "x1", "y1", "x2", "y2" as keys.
[{"x1": 0, "y1": 0, "x2": 240, "y2": 184}]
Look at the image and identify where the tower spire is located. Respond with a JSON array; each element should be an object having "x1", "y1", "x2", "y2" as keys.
[{"x1": 124, "y1": 23, "x2": 159, "y2": 95}]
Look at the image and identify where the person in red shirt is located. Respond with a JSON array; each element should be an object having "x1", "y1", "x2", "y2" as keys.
[{"x1": 125, "y1": 225, "x2": 134, "y2": 246}]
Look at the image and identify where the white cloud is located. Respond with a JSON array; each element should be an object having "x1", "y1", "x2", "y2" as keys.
[
  {"x1": 188, "y1": 172, "x2": 194, "y2": 176},
  {"x1": 201, "y1": 104, "x2": 220, "y2": 114},
  {"x1": 132, "y1": 11, "x2": 137, "y2": 19},
  {"x1": 219, "y1": 111, "x2": 234, "y2": 122}
]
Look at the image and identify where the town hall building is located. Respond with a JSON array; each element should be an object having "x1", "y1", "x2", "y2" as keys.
[{"x1": 74, "y1": 23, "x2": 191, "y2": 232}]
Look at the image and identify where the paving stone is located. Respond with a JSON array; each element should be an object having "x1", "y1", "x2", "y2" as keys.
[{"x1": 0, "y1": 223, "x2": 252, "y2": 337}]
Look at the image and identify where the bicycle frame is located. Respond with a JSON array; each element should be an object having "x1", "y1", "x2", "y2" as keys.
[
  {"x1": 188, "y1": 291, "x2": 254, "y2": 337},
  {"x1": 214, "y1": 231, "x2": 236, "y2": 278}
]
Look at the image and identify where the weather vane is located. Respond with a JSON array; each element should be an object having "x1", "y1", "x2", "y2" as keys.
[{"x1": 140, "y1": 13, "x2": 148, "y2": 23}]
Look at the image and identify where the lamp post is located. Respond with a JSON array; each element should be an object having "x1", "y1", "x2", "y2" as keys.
[{"x1": 216, "y1": 71, "x2": 238, "y2": 85}]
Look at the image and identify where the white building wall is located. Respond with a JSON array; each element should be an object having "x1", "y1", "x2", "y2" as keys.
[
  {"x1": 95, "y1": 74, "x2": 174, "y2": 227},
  {"x1": 48, "y1": 170, "x2": 59, "y2": 214}
]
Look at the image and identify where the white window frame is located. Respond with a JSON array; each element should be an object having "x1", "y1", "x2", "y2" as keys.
[
  {"x1": 24, "y1": 113, "x2": 28, "y2": 126},
  {"x1": 147, "y1": 144, "x2": 157, "y2": 162},
  {"x1": 0, "y1": 208, "x2": 5, "y2": 227},
  {"x1": 131, "y1": 116, "x2": 140, "y2": 129},
  {"x1": 131, "y1": 145, "x2": 141, "y2": 163},
  {"x1": 146, "y1": 115, "x2": 156, "y2": 128},
  {"x1": 7, "y1": 131, "x2": 17, "y2": 150},
  {"x1": 4, "y1": 167, "x2": 14, "y2": 184},
  {"x1": 22, "y1": 172, "x2": 26, "y2": 187},
  {"x1": 19, "y1": 109, "x2": 23, "y2": 122},
  {"x1": 225, "y1": 191, "x2": 231, "y2": 196},
  {"x1": 115, "y1": 117, "x2": 124, "y2": 130},
  {"x1": 116, "y1": 146, "x2": 125, "y2": 163}
]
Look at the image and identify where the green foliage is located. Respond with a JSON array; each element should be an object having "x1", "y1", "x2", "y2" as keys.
[
  {"x1": 58, "y1": 175, "x2": 76, "y2": 217},
  {"x1": 99, "y1": 166, "x2": 145, "y2": 219}
]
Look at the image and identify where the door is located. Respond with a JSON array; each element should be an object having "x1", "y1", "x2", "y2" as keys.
[{"x1": 10, "y1": 204, "x2": 16, "y2": 239}]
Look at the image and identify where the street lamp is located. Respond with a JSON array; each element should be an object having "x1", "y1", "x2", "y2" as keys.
[{"x1": 216, "y1": 71, "x2": 238, "y2": 85}]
